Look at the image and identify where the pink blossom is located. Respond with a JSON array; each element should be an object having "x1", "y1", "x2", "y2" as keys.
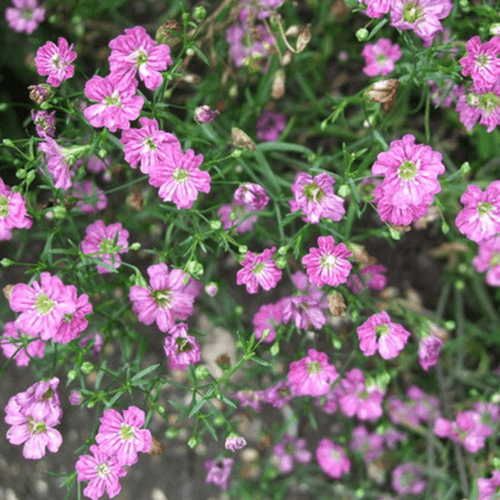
[
  {"x1": 233, "y1": 182, "x2": 269, "y2": 211},
  {"x1": 383, "y1": 427, "x2": 407, "y2": 448},
  {"x1": 287, "y1": 348, "x2": 338, "y2": 397},
  {"x1": 148, "y1": 146, "x2": 210, "y2": 209},
  {"x1": 83, "y1": 74, "x2": 144, "y2": 133},
  {"x1": 217, "y1": 203, "x2": 258, "y2": 233},
  {"x1": 79, "y1": 333, "x2": 104, "y2": 358},
  {"x1": 236, "y1": 247, "x2": 282, "y2": 294},
  {"x1": 5, "y1": 0, "x2": 45, "y2": 35},
  {"x1": 0, "y1": 322, "x2": 45, "y2": 367},
  {"x1": 473, "y1": 236, "x2": 500, "y2": 286},
  {"x1": 290, "y1": 172, "x2": 345, "y2": 224},
  {"x1": 252, "y1": 303, "x2": 282, "y2": 342},
  {"x1": 34, "y1": 37, "x2": 77, "y2": 87},
  {"x1": 434, "y1": 411, "x2": 488, "y2": 452},
  {"x1": 234, "y1": 389, "x2": 264, "y2": 411},
  {"x1": 9, "y1": 273, "x2": 76, "y2": 340},
  {"x1": 81, "y1": 220, "x2": 129, "y2": 274},
  {"x1": 302, "y1": 235, "x2": 352, "y2": 287},
  {"x1": 75, "y1": 444, "x2": 127, "y2": 500},
  {"x1": 256, "y1": 110, "x2": 287, "y2": 141},
  {"x1": 0, "y1": 177, "x2": 32, "y2": 240},
  {"x1": 346, "y1": 264, "x2": 387, "y2": 294},
  {"x1": 129, "y1": 263, "x2": 195, "y2": 332},
  {"x1": 15, "y1": 377, "x2": 62, "y2": 423},
  {"x1": 392, "y1": 462, "x2": 426, "y2": 495},
  {"x1": 205, "y1": 458, "x2": 234, "y2": 490},
  {"x1": 316, "y1": 438, "x2": 350, "y2": 479},
  {"x1": 356, "y1": 311, "x2": 411, "y2": 359},
  {"x1": 456, "y1": 181, "x2": 500, "y2": 243},
  {"x1": 120, "y1": 117, "x2": 181, "y2": 174},
  {"x1": 263, "y1": 381, "x2": 297, "y2": 408},
  {"x1": 226, "y1": 24, "x2": 275, "y2": 71},
  {"x1": 280, "y1": 295, "x2": 326, "y2": 330},
  {"x1": 460, "y1": 36, "x2": 500, "y2": 92},
  {"x1": 69, "y1": 390, "x2": 82, "y2": 406},
  {"x1": 225, "y1": 434, "x2": 247, "y2": 452},
  {"x1": 478, "y1": 470, "x2": 500, "y2": 500},
  {"x1": 108, "y1": 26, "x2": 172, "y2": 90},
  {"x1": 273, "y1": 434, "x2": 312, "y2": 473},
  {"x1": 291, "y1": 270, "x2": 328, "y2": 306},
  {"x1": 418, "y1": 325, "x2": 444, "y2": 370},
  {"x1": 71, "y1": 180, "x2": 108, "y2": 213},
  {"x1": 362, "y1": 0, "x2": 391, "y2": 18},
  {"x1": 194, "y1": 105, "x2": 219, "y2": 124},
  {"x1": 163, "y1": 323, "x2": 201, "y2": 370},
  {"x1": 38, "y1": 137, "x2": 74, "y2": 190},
  {"x1": 31, "y1": 109, "x2": 56, "y2": 138},
  {"x1": 349, "y1": 425, "x2": 385, "y2": 462},
  {"x1": 362, "y1": 38, "x2": 402, "y2": 77},
  {"x1": 95, "y1": 406, "x2": 152, "y2": 466}
]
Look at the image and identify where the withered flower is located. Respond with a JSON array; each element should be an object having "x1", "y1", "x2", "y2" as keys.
[
  {"x1": 365, "y1": 79, "x2": 399, "y2": 112},
  {"x1": 231, "y1": 127, "x2": 256, "y2": 152}
]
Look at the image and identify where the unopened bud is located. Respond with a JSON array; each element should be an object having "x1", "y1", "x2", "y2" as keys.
[
  {"x1": 28, "y1": 84, "x2": 53, "y2": 104},
  {"x1": 156, "y1": 20, "x2": 181, "y2": 45},
  {"x1": 356, "y1": 28, "x2": 369, "y2": 42},
  {"x1": 231, "y1": 127, "x2": 256, "y2": 152},
  {"x1": 365, "y1": 79, "x2": 399, "y2": 112},
  {"x1": 194, "y1": 365, "x2": 210, "y2": 380},
  {"x1": 0, "y1": 258, "x2": 14, "y2": 268},
  {"x1": 296, "y1": 24, "x2": 311, "y2": 53},
  {"x1": 490, "y1": 23, "x2": 500, "y2": 36},
  {"x1": 188, "y1": 437, "x2": 198, "y2": 448},
  {"x1": 194, "y1": 105, "x2": 219, "y2": 124},
  {"x1": 193, "y1": 5, "x2": 207, "y2": 20},
  {"x1": 81, "y1": 362, "x2": 94, "y2": 375}
]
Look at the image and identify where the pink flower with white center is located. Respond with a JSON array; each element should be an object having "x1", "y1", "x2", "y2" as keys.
[
  {"x1": 0, "y1": 321, "x2": 45, "y2": 367},
  {"x1": 456, "y1": 181, "x2": 500, "y2": 243},
  {"x1": 346, "y1": 264, "x2": 387, "y2": 294},
  {"x1": 263, "y1": 381, "x2": 297, "y2": 408},
  {"x1": 9, "y1": 273, "x2": 76, "y2": 341},
  {"x1": 71, "y1": 180, "x2": 108, "y2": 213},
  {"x1": 129, "y1": 263, "x2": 195, "y2": 332},
  {"x1": 108, "y1": 26, "x2": 172, "y2": 91},
  {"x1": 362, "y1": 38, "x2": 402, "y2": 77},
  {"x1": 75, "y1": 444, "x2": 127, "y2": 500},
  {"x1": 5, "y1": 0, "x2": 45, "y2": 35},
  {"x1": 361, "y1": 0, "x2": 391, "y2": 18},
  {"x1": 252, "y1": 302, "x2": 282, "y2": 342},
  {"x1": 256, "y1": 110, "x2": 287, "y2": 142},
  {"x1": 81, "y1": 220, "x2": 129, "y2": 274},
  {"x1": 287, "y1": 348, "x2": 338, "y2": 397},
  {"x1": 460, "y1": 36, "x2": 500, "y2": 92},
  {"x1": 290, "y1": 172, "x2": 346, "y2": 224},
  {"x1": 14, "y1": 377, "x2": 62, "y2": 423},
  {"x1": 273, "y1": 434, "x2": 312, "y2": 473},
  {"x1": 31, "y1": 109, "x2": 56, "y2": 138},
  {"x1": 148, "y1": 146, "x2": 210, "y2": 209},
  {"x1": 233, "y1": 182, "x2": 269, "y2": 211},
  {"x1": 83, "y1": 74, "x2": 144, "y2": 133},
  {"x1": 163, "y1": 323, "x2": 201, "y2": 370},
  {"x1": 356, "y1": 311, "x2": 411, "y2": 359},
  {"x1": 474, "y1": 235, "x2": 500, "y2": 286},
  {"x1": 392, "y1": 462, "x2": 426, "y2": 495},
  {"x1": 225, "y1": 434, "x2": 247, "y2": 452},
  {"x1": 280, "y1": 295, "x2": 326, "y2": 330},
  {"x1": 434, "y1": 412, "x2": 488, "y2": 452},
  {"x1": 302, "y1": 235, "x2": 352, "y2": 287},
  {"x1": 205, "y1": 458, "x2": 234, "y2": 490},
  {"x1": 38, "y1": 137, "x2": 73, "y2": 190},
  {"x1": 69, "y1": 390, "x2": 82, "y2": 406},
  {"x1": 34, "y1": 37, "x2": 77, "y2": 88},
  {"x1": 390, "y1": 0, "x2": 452, "y2": 46},
  {"x1": 120, "y1": 117, "x2": 181, "y2": 174},
  {"x1": 338, "y1": 368, "x2": 384, "y2": 421},
  {"x1": 236, "y1": 247, "x2": 282, "y2": 294},
  {"x1": 349, "y1": 425, "x2": 385, "y2": 462},
  {"x1": 478, "y1": 471, "x2": 500, "y2": 500},
  {"x1": 95, "y1": 406, "x2": 152, "y2": 466},
  {"x1": 316, "y1": 438, "x2": 350, "y2": 479},
  {"x1": 0, "y1": 177, "x2": 32, "y2": 240}
]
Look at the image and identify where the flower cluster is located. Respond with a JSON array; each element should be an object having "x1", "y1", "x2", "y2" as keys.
[
  {"x1": 0, "y1": 177, "x2": 32, "y2": 240},
  {"x1": 163, "y1": 322, "x2": 201, "y2": 370},
  {"x1": 5, "y1": 0, "x2": 45, "y2": 34},
  {"x1": 273, "y1": 434, "x2": 312, "y2": 473}
]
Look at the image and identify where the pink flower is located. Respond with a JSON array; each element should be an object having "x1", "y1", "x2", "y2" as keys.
[
  {"x1": 0, "y1": 321, "x2": 45, "y2": 367},
  {"x1": 418, "y1": 322, "x2": 445, "y2": 370},
  {"x1": 391, "y1": 462, "x2": 426, "y2": 495},
  {"x1": 460, "y1": 36, "x2": 500, "y2": 92},
  {"x1": 225, "y1": 434, "x2": 247, "y2": 452},
  {"x1": 280, "y1": 295, "x2": 326, "y2": 330},
  {"x1": 69, "y1": 390, "x2": 82, "y2": 406},
  {"x1": 71, "y1": 180, "x2": 108, "y2": 213},
  {"x1": 217, "y1": 203, "x2": 258, "y2": 233},
  {"x1": 273, "y1": 434, "x2": 312, "y2": 473},
  {"x1": 263, "y1": 381, "x2": 297, "y2": 408},
  {"x1": 0, "y1": 177, "x2": 32, "y2": 240},
  {"x1": 316, "y1": 438, "x2": 350, "y2": 479},
  {"x1": 84, "y1": 74, "x2": 144, "y2": 133},
  {"x1": 252, "y1": 303, "x2": 282, "y2": 342},
  {"x1": 234, "y1": 389, "x2": 264, "y2": 411},
  {"x1": 345, "y1": 264, "x2": 387, "y2": 294},
  {"x1": 226, "y1": 24, "x2": 275, "y2": 70},
  {"x1": 474, "y1": 235, "x2": 500, "y2": 286},
  {"x1": 95, "y1": 406, "x2": 152, "y2": 466},
  {"x1": 15, "y1": 377, "x2": 62, "y2": 423},
  {"x1": 205, "y1": 458, "x2": 234, "y2": 490},
  {"x1": 301, "y1": 235, "x2": 352, "y2": 287},
  {"x1": 38, "y1": 137, "x2": 74, "y2": 190},
  {"x1": 236, "y1": 247, "x2": 282, "y2": 294},
  {"x1": 121, "y1": 117, "x2": 181, "y2": 174},
  {"x1": 108, "y1": 26, "x2": 172, "y2": 91},
  {"x1": 314, "y1": 386, "x2": 341, "y2": 414},
  {"x1": 362, "y1": 38, "x2": 402, "y2": 77},
  {"x1": 9, "y1": 273, "x2": 76, "y2": 340},
  {"x1": 349, "y1": 425, "x2": 385, "y2": 462},
  {"x1": 81, "y1": 220, "x2": 129, "y2": 274},
  {"x1": 5, "y1": 0, "x2": 45, "y2": 35},
  {"x1": 290, "y1": 172, "x2": 345, "y2": 224},
  {"x1": 478, "y1": 470, "x2": 500, "y2": 500},
  {"x1": 434, "y1": 411, "x2": 488, "y2": 452},
  {"x1": 256, "y1": 110, "x2": 287, "y2": 142},
  {"x1": 129, "y1": 263, "x2": 196, "y2": 332},
  {"x1": 361, "y1": 0, "x2": 391, "y2": 18},
  {"x1": 233, "y1": 182, "x2": 269, "y2": 211},
  {"x1": 79, "y1": 333, "x2": 104, "y2": 358},
  {"x1": 34, "y1": 37, "x2": 77, "y2": 87},
  {"x1": 31, "y1": 109, "x2": 56, "y2": 138},
  {"x1": 75, "y1": 444, "x2": 127, "y2": 500},
  {"x1": 148, "y1": 146, "x2": 210, "y2": 209},
  {"x1": 356, "y1": 311, "x2": 411, "y2": 359},
  {"x1": 456, "y1": 181, "x2": 500, "y2": 243},
  {"x1": 194, "y1": 105, "x2": 219, "y2": 124},
  {"x1": 287, "y1": 348, "x2": 338, "y2": 397},
  {"x1": 163, "y1": 323, "x2": 201, "y2": 370}
]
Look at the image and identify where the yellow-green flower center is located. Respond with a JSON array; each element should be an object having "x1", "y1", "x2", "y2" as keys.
[
  {"x1": 135, "y1": 49, "x2": 149, "y2": 66},
  {"x1": 96, "y1": 462, "x2": 111, "y2": 479},
  {"x1": 119, "y1": 423, "x2": 134, "y2": 441},
  {"x1": 253, "y1": 262, "x2": 265, "y2": 275},
  {"x1": 490, "y1": 252, "x2": 500, "y2": 267},
  {"x1": 478, "y1": 201, "x2": 493, "y2": 217},
  {"x1": 28, "y1": 417, "x2": 47, "y2": 434},
  {"x1": 152, "y1": 288, "x2": 172, "y2": 307},
  {"x1": 173, "y1": 167, "x2": 189, "y2": 184},
  {"x1": 35, "y1": 293, "x2": 56, "y2": 316},
  {"x1": 99, "y1": 237, "x2": 114, "y2": 254},
  {"x1": 143, "y1": 136, "x2": 157, "y2": 151},
  {"x1": 307, "y1": 361, "x2": 322, "y2": 374},
  {"x1": 303, "y1": 183, "x2": 324, "y2": 203},
  {"x1": 374, "y1": 323, "x2": 389, "y2": 336},
  {"x1": 176, "y1": 336, "x2": 193, "y2": 353},
  {"x1": 478, "y1": 92, "x2": 500, "y2": 113},
  {"x1": 0, "y1": 195, "x2": 9, "y2": 218},
  {"x1": 321, "y1": 254, "x2": 337, "y2": 269},
  {"x1": 398, "y1": 159, "x2": 418, "y2": 181},
  {"x1": 402, "y1": 2, "x2": 422, "y2": 23},
  {"x1": 104, "y1": 91, "x2": 122, "y2": 108}
]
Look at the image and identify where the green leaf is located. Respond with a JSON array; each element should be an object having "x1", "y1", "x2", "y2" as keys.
[
  {"x1": 130, "y1": 364, "x2": 160, "y2": 383},
  {"x1": 190, "y1": 45, "x2": 210, "y2": 66}
]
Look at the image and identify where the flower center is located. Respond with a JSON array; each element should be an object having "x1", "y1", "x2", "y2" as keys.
[
  {"x1": 330, "y1": 449, "x2": 341, "y2": 461},
  {"x1": 134, "y1": 48, "x2": 149, "y2": 67},
  {"x1": 152, "y1": 288, "x2": 172, "y2": 307},
  {"x1": 120, "y1": 423, "x2": 135, "y2": 441},
  {"x1": 303, "y1": 183, "x2": 324, "y2": 203},
  {"x1": 35, "y1": 293, "x2": 56, "y2": 316},
  {"x1": 99, "y1": 237, "x2": 114, "y2": 253},
  {"x1": 374, "y1": 324, "x2": 390, "y2": 336},
  {"x1": 478, "y1": 92, "x2": 500, "y2": 113},
  {"x1": 490, "y1": 252, "x2": 500, "y2": 267},
  {"x1": 278, "y1": 387, "x2": 291, "y2": 398},
  {"x1": 176, "y1": 336, "x2": 193, "y2": 353},
  {"x1": 398, "y1": 159, "x2": 418, "y2": 181},
  {"x1": 41, "y1": 389, "x2": 54, "y2": 402},
  {"x1": 21, "y1": 8, "x2": 33, "y2": 20},
  {"x1": 307, "y1": 361, "x2": 322, "y2": 374},
  {"x1": 96, "y1": 462, "x2": 111, "y2": 479},
  {"x1": 28, "y1": 417, "x2": 47, "y2": 434},
  {"x1": 321, "y1": 253, "x2": 337, "y2": 269},
  {"x1": 173, "y1": 167, "x2": 189, "y2": 184},
  {"x1": 0, "y1": 195, "x2": 9, "y2": 219},
  {"x1": 104, "y1": 90, "x2": 123, "y2": 108},
  {"x1": 477, "y1": 201, "x2": 493, "y2": 217},
  {"x1": 284, "y1": 443, "x2": 295, "y2": 454},
  {"x1": 51, "y1": 54, "x2": 62, "y2": 69},
  {"x1": 253, "y1": 262, "x2": 265, "y2": 275},
  {"x1": 376, "y1": 53, "x2": 388, "y2": 63},
  {"x1": 143, "y1": 136, "x2": 157, "y2": 152},
  {"x1": 476, "y1": 54, "x2": 489, "y2": 68},
  {"x1": 402, "y1": 2, "x2": 422, "y2": 23}
]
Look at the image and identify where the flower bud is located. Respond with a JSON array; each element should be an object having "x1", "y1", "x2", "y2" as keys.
[
  {"x1": 205, "y1": 282, "x2": 219, "y2": 297},
  {"x1": 81, "y1": 361, "x2": 94, "y2": 375},
  {"x1": 365, "y1": 79, "x2": 400, "y2": 113},
  {"x1": 28, "y1": 84, "x2": 53, "y2": 104},
  {"x1": 296, "y1": 24, "x2": 312, "y2": 53},
  {"x1": 194, "y1": 365, "x2": 210, "y2": 380},
  {"x1": 231, "y1": 127, "x2": 256, "y2": 152},
  {"x1": 356, "y1": 28, "x2": 369, "y2": 42},
  {"x1": 193, "y1": 5, "x2": 207, "y2": 20},
  {"x1": 156, "y1": 20, "x2": 181, "y2": 45},
  {"x1": 194, "y1": 105, "x2": 219, "y2": 124}
]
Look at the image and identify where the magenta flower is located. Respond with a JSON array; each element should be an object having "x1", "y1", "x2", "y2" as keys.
[
  {"x1": 287, "y1": 348, "x2": 338, "y2": 397},
  {"x1": 302, "y1": 235, "x2": 352, "y2": 287},
  {"x1": 236, "y1": 247, "x2": 282, "y2": 294},
  {"x1": 34, "y1": 37, "x2": 77, "y2": 88},
  {"x1": 263, "y1": 381, "x2": 297, "y2": 408},
  {"x1": 129, "y1": 263, "x2": 195, "y2": 332},
  {"x1": 273, "y1": 434, "x2": 312, "y2": 473},
  {"x1": 148, "y1": 146, "x2": 210, "y2": 209},
  {"x1": 5, "y1": 0, "x2": 45, "y2": 35},
  {"x1": 69, "y1": 390, "x2": 82, "y2": 406},
  {"x1": 361, "y1": 0, "x2": 391, "y2": 18},
  {"x1": 233, "y1": 182, "x2": 269, "y2": 211},
  {"x1": 346, "y1": 264, "x2": 387, "y2": 294},
  {"x1": 234, "y1": 389, "x2": 264, "y2": 411},
  {"x1": 0, "y1": 322, "x2": 45, "y2": 367},
  {"x1": 252, "y1": 302, "x2": 282, "y2": 342},
  {"x1": 474, "y1": 235, "x2": 500, "y2": 286},
  {"x1": 280, "y1": 295, "x2": 326, "y2": 330},
  {"x1": 163, "y1": 323, "x2": 201, "y2": 370},
  {"x1": 9, "y1": 273, "x2": 76, "y2": 340},
  {"x1": 356, "y1": 311, "x2": 411, "y2": 359},
  {"x1": 95, "y1": 406, "x2": 152, "y2": 466},
  {"x1": 81, "y1": 220, "x2": 129, "y2": 274},
  {"x1": 83, "y1": 74, "x2": 144, "y2": 133},
  {"x1": 460, "y1": 36, "x2": 500, "y2": 92},
  {"x1": 194, "y1": 105, "x2": 219, "y2": 124},
  {"x1": 217, "y1": 203, "x2": 258, "y2": 233},
  {"x1": 75, "y1": 444, "x2": 127, "y2": 500},
  {"x1": 478, "y1": 471, "x2": 500, "y2": 500},
  {"x1": 15, "y1": 377, "x2": 62, "y2": 423},
  {"x1": 31, "y1": 109, "x2": 56, "y2": 138},
  {"x1": 434, "y1": 411, "x2": 489, "y2": 452},
  {"x1": 316, "y1": 438, "x2": 350, "y2": 479},
  {"x1": 0, "y1": 177, "x2": 32, "y2": 241},
  {"x1": 362, "y1": 38, "x2": 402, "y2": 77},
  {"x1": 225, "y1": 434, "x2": 247, "y2": 452},
  {"x1": 290, "y1": 172, "x2": 346, "y2": 224},
  {"x1": 349, "y1": 425, "x2": 385, "y2": 462},
  {"x1": 205, "y1": 458, "x2": 234, "y2": 490},
  {"x1": 108, "y1": 26, "x2": 172, "y2": 91},
  {"x1": 456, "y1": 181, "x2": 500, "y2": 243},
  {"x1": 226, "y1": 24, "x2": 275, "y2": 71},
  {"x1": 38, "y1": 137, "x2": 74, "y2": 190},
  {"x1": 71, "y1": 181, "x2": 108, "y2": 214},
  {"x1": 418, "y1": 322, "x2": 445, "y2": 370},
  {"x1": 256, "y1": 110, "x2": 287, "y2": 142},
  {"x1": 392, "y1": 462, "x2": 426, "y2": 495},
  {"x1": 120, "y1": 117, "x2": 181, "y2": 174}
]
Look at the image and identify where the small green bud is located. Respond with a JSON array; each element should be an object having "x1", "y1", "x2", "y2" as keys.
[
  {"x1": 157, "y1": 405, "x2": 166, "y2": 414},
  {"x1": 25, "y1": 170, "x2": 36, "y2": 185},
  {"x1": 261, "y1": 328, "x2": 271, "y2": 340},
  {"x1": 490, "y1": 23, "x2": 500, "y2": 36},
  {"x1": 270, "y1": 341, "x2": 280, "y2": 356},
  {"x1": 455, "y1": 280, "x2": 465, "y2": 290},
  {"x1": 81, "y1": 362, "x2": 94, "y2": 375},
  {"x1": 186, "y1": 47, "x2": 195, "y2": 57},
  {"x1": 194, "y1": 365, "x2": 210, "y2": 380},
  {"x1": 210, "y1": 220, "x2": 222, "y2": 231},
  {"x1": 67, "y1": 369, "x2": 77, "y2": 381},
  {"x1": 235, "y1": 305, "x2": 244, "y2": 315},
  {"x1": 277, "y1": 246, "x2": 288, "y2": 255},
  {"x1": 337, "y1": 184, "x2": 350, "y2": 198},
  {"x1": 129, "y1": 242, "x2": 141, "y2": 251},
  {"x1": 3, "y1": 139, "x2": 15, "y2": 148},
  {"x1": 213, "y1": 415, "x2": 224, "y2": 427},
  {"x1": 332, "y1": 338, "x2": 342, "y2": 349},
  {"x1": 460, "y1": 161, "x2": 471, "y2": 176},
  {"x1": 356, "y1": 28, "x2": 369, "y2": 42},
  {"x1": 493, "y1": 456, "x2": 500, "y2": 469},
  {"x1": 188, "y1": 437, "x2": 198, "y2": 448},
  {"x1": 0, "y1": 102, "x2": 8, "y2": 112},
  {"x1": 275, "y1": 256, "x2": 287, "y2": 269},
  {"x1": 388, "y1": 226, "x2": 402, "y2": 240},
  {"x1": 98, "y1": 149, "x2": 107, "y2": 159},
  {"x1": 441, "y1": 219, "x2": 449, "y2": 234},
  {"x1": 231, "y1": 149, "x2": 242, "y2": 158},
  {"x1": 186, "y1": 260, "x2": 204, "y2": 277},
  {"x1": 238, "y1": 245, "x2": 248, "y2": 254},
  {"x1": 193, "y1": 5, "x2": 207, "y2": 20},
  {"x1": 444, "y1": 320, "x2": 455, "y2": 330},
  {"x1": 457, "y1": 263, "x2": 468, "y2": 274},
  {"x1": 15, "y1": 169, "x2": 26, "y2": 179},
  {"x1": 459, "y1": 0, "x2": 469, "y2": 10},
  {"x1": 182, "y1": 12, "x2": 190, "y2": 24},
  {"x1": 0, "y1": 258, "x2": 14, "y2": 267},
  {"x1": 52, "y1": 206, "x2": 67, "y2": 219},
  {"x1": 166, "y1": 428, "x2": 179, "y2": 439}
]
